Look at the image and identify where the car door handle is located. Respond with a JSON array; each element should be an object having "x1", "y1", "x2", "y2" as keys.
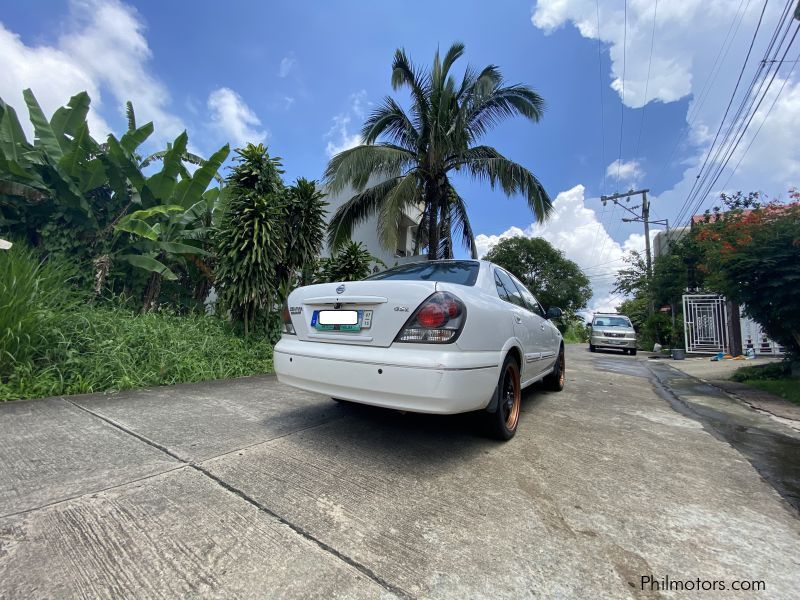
[
  {"x1": 514, "y1": 315, "x2": 523, "y2": 324},
  {"x1": 541, "y1": 323, "x2": 546, "y2": 330}
]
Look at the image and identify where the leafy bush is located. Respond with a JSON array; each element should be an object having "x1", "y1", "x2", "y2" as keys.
[{"x1": 562, "y1": 319, "x2": 588, "y2": 344}]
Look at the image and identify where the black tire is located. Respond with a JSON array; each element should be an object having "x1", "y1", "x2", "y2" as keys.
[
  {"x1": 622, "y1": 349, "x2": 629, "y2": 355},
  {"x1": 631, "y1": 349, "x2": 638, "y2": 356},
  {"x1": 486, "y1": 354, "x2": 522, "y2": 441},
  {"x1": 589, "y1": 344, "x2": 596, "y2": 352},
  {"x1": 543, "y1": 347, "x2": 565, "y2": 391}
]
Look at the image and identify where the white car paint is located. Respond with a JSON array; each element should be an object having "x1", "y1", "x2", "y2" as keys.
[{"x1": 274, "y1": 260, "x2": 563, "y2": 414}]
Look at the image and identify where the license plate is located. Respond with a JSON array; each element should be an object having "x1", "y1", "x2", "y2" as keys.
[{"x1": 311, "y1": 310, "x2": 372, "y2": 332}]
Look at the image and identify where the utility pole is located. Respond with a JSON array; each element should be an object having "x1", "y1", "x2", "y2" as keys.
[{"x1": 600, "y1": 188, "x2": 668, "y2": 277}]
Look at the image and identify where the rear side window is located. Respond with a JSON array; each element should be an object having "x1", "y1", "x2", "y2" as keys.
[
  {"x1": 512, "y1": 275, "x2": 545, "y2": 317},
  {"x1": 366, "y1": 261, "x2": 479, "y2": 286},
  {"x1": 495, "y1": 269, "x2": 527, "y2": 309}
]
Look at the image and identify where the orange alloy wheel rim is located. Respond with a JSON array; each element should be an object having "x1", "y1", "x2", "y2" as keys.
[
  {"x1": 558, "y1": 352, "x2": 565, "y2": 387},
  {"x1": 502, "y1": 363, "x2": 521, "y2": 430}
]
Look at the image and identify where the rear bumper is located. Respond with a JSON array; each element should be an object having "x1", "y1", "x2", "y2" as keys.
[
  {"x1": 590, "y1": 335, "x2": 636, "y2": 350},
  {"x1": 274, "y1": 337, "x2": 501, "y2": 414}
]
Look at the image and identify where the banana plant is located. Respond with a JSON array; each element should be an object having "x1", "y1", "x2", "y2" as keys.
[{"x1": 108, "y1": 141, "x2": 230, "y2": 309}]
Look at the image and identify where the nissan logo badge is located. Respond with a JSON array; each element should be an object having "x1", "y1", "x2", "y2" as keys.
[{"x1": 336, "y1": 284, "x2": 345, "y2": 294}]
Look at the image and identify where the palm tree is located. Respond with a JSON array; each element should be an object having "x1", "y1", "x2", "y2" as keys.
[{"x1": 324, "y1": 42, "x2": 553, "y2": 260}]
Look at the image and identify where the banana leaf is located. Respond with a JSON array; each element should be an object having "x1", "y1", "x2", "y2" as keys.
[
  {"x1": 23, "y1": 89, "x2": 62, "y2": 160},
  {"x1": 50, "y1": 91, "x2": 91, "y2": 140},
  {"x1": 172, "y1": 144, "x2": 229, "y2": 208},
  {"x1": 0, "y1": 99, "x2": 30, "y2": 162},
  {"x1": 118, "y1": 254, "x2": 178, "y2": 280},
  {"x1": 146, "y1": 131, "x2": 188, "y2": 202}
]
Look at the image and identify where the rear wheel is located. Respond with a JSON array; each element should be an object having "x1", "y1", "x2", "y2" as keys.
[
  {"x1": 543, "y1": 347, "x2": 565, "y2": 391},
  {"x1": 631, "y1": 348, "x2": 638, "y2": 356},
  {"x1": 589, "y1": 344, "x2": 596, "y2": 352},
  {"x1": 486, "y1": 355, "x2": 522, "y2": 440}
]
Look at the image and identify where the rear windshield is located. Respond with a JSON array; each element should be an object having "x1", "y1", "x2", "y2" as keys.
[
  {"x1": 593, "y1": 316, "x2": 632, "y2": 328},
  {"x1": 366, "y1": 261, "x2": 479, "y2": 286}
]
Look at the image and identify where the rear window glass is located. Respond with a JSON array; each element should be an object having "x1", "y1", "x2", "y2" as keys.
[
  {"x1": 593, "y1": 316, "x2": 632, "y2": 328},
  {"x1": 366, "y1": 261, "x2": 479, "y2": 286}
]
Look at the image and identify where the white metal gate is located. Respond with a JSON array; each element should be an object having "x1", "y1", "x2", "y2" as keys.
[
  {"x1": 741, "y1": 313, "x2": 785, "y2": 355},
  {"x1": 683, "y1": 294, "x2": 729, "y2": 354}
]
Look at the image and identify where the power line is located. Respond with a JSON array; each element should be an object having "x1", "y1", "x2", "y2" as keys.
[
  {"x1": 674, "y1": 0, "x2": 771, "y2": 224},
  {"x1": 720, "y1": 47, "x2": 800, "y2": 189},
  {"x1": 634, "y1": 0, "x2": 659, "y2": 158},
  {"x1": 590, "y1": 0, "x2": 609, "y2": 257},
  {"x1": 677, "y1": 3, "x2": 799, "y2": 224},
  {"x1": 650, "y1": 0, "x2": 751, "y2": 185},
  {"x1": 685, "y1": 22, "x2": 800, "y2": 217}
]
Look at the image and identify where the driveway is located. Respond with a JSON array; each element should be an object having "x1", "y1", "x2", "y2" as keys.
[{"x1": 1, "y1": 346, "x2": 798, "y2": 598}]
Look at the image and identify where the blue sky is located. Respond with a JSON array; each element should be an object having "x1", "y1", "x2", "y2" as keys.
[{"x1": 2, "y1": 1, "x2": 798, "y2": 310}]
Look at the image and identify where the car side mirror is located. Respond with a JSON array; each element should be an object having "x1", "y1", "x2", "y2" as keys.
[
  {"x1": 546, "y1": 307, "x2": 563, "y2": 320},
  {"x1": 586, "y1": 322, "x2": 592, "y2": 328}
]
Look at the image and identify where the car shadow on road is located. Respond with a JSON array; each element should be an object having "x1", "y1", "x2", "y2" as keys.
[{"x1": 268, "y1": 385, "x2": 553, "y2": 469}]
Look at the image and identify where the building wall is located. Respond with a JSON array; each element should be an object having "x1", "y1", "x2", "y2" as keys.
[
  {"x1": 653, "y1": 227, "x2": 690, "y2": 259},
  {"x1": 322, "y1": 183, "x2": 424, "y2": 269}
]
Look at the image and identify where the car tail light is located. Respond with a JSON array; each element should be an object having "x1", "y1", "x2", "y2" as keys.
[
  {"x1": 281, "y1": 302, "x2": 296, "y2": 335},
  {"x1": 395, "y1": 292, "x2": 466, "y2": 344}
]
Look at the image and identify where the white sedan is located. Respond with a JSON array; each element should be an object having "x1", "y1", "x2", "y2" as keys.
[{"x1": 275, "y1": 260, "x2": 565, "y2": 439}]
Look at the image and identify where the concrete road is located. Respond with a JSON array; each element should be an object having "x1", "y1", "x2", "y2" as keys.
[{"x1": 1, "y1": 346, "x2": 798, "y2": 599}]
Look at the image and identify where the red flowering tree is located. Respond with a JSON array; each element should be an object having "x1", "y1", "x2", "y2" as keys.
[{"x1": 692, "y1": 190, "x2": 800, "y2": 358}]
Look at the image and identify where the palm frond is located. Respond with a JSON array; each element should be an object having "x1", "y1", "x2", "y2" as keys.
[
  {"x1": 323, "y1": 143, "x2": 415, "y2": 194},
  {"x1": 459, "y1": 146, "x2": 553, "y2": 222},
  {"x1": 376, "y1": 172, "x2": 421, "y2": 250},
  {"x1": 360, "y1": 97, "x2": 419, "y2": 150},
  {"x1": 327, "y1": 177, "x2": 402, "y2": 251},
  {"x1": 447, "y1": 186, "x2": 478, "y2": 258},
  {"x1": 440, "y1": 43, "x2": 466, "y2": 82},
  {"x1": 465, "y1": 85, "x2": 546, "y2": 142}
]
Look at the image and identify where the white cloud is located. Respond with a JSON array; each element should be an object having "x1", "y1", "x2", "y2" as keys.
[
  {"x1": 207, "y1": 87, "x2": 267, "y2": 147},
  {"x1": 325, "y1": 114, "x2": 362, "y2": 157},
  {"x1": 475, "y1": 184, "x2": 658, "y2": 314},
  {"x1": 606, "y1": 158, "x2": 643, "y2": 186},
  {"x1": 324, "y1": 90, "x2": 370, "y2": 157},
  {"x1": 531, "y1": 0, "x2": 800, "y2": 222},
  {"x1": 0, "y1": 0, "x2": 183, "y2": 142},
  {"x1": 278, "y1": 53, "x2": 296, "y2": 78}
]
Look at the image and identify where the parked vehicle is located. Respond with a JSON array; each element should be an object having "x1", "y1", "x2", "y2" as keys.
[
  {"x1": 275, "y1": 260, "x2": 565, "y2": 439},
  {"x1": 587, "y1": 313, "x2": 637, "y2": 355}
]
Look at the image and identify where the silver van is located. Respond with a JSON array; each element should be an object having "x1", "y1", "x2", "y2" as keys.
[{"x1": 588, "y1": 313, "x2": 637, "y2": 355}]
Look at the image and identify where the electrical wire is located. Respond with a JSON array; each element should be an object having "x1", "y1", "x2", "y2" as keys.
[
  {"x1": 676, "y1": 2, "x2": 799, "y2": 224},
  {"x1": 634, "y1": 0, "x2": 659, "y2": 158}
]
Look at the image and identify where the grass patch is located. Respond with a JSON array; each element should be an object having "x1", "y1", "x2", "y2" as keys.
[
  {"x1": 0, "y1": 306, "x2": 274, "y2": 401},
  {"x1": 731, "y1": 361, "x2": 800, "y2": 405},
  {"x1": 741, "y1": 379, "x2": 800, "y2": 405},
  {"x1": 1, "y1": 243, "x2": 273, "y2": 402},
  {"x1": 730, "y1": 361, "x2": 791, "y2": 382}
]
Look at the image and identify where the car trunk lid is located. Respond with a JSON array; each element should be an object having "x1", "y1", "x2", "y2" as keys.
[{"x1": 287, "y1": 280, "x2": 438, "y2": 347}]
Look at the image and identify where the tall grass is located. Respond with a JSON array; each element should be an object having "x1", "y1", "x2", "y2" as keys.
[
  {"x1": 0, "y1": 245, "x2": 80, "y2": 377},
  {"x1": 1, "y1": 245, "x2": 273, "y2": 401}
]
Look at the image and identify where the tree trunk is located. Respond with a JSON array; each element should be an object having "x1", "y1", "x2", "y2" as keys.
[
  {"x1": 141, "y1": 271, "x2": 162, "y2": 313},
  {"x1": 427, "y1": 200, "x2": 439, "y2": 260}
]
